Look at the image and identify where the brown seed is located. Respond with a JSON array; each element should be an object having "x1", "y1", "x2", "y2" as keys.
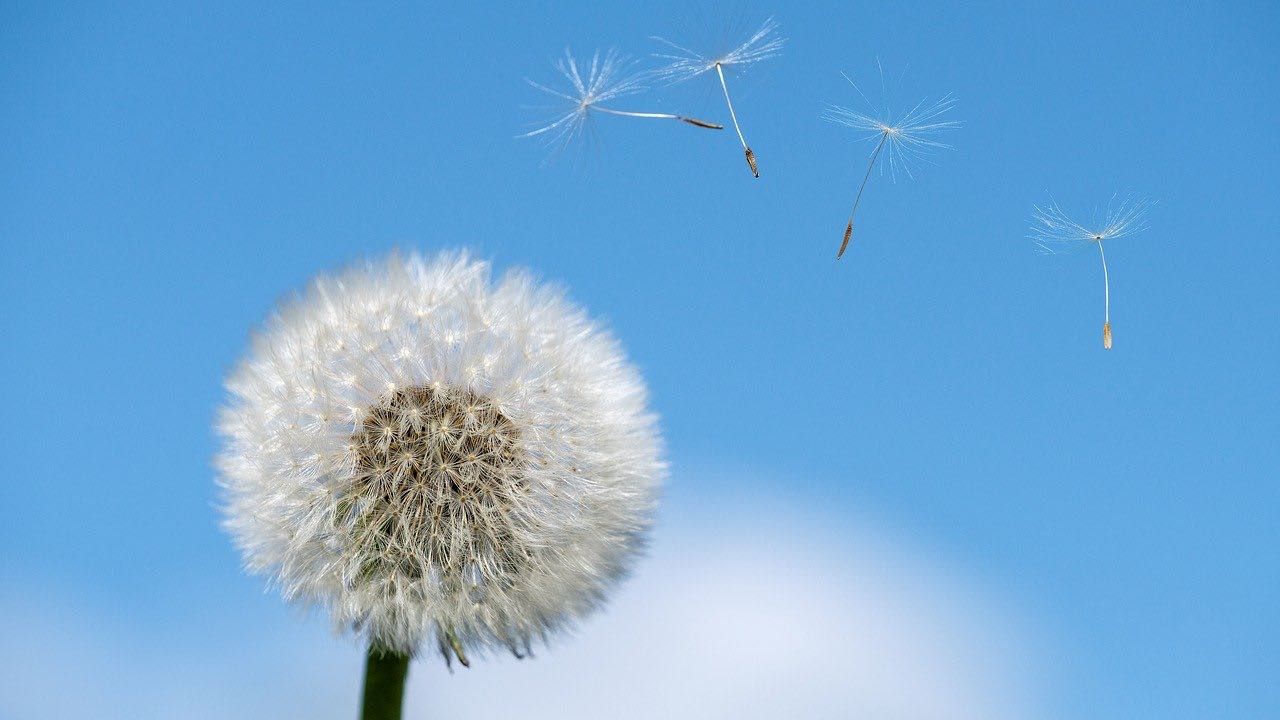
[
  {"x1": 679, "y1": 116, "x2": 724, "y2": 130},
  {"x1": 744, "y1": 147, "x2": 759, "y2": 178},
  {"x1": 838, "y1": 221, "x2": 854, "y2": 259},
  {"x1": 1103, "y1": 322, "x2": 1113, "y2": 350}
]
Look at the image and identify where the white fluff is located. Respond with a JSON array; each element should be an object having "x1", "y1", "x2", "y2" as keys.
[{"x1": 216, "y1": 250, "x2": 664, "y2": 661}]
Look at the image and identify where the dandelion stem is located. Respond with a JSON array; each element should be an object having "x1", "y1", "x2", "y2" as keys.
[
  {"x1": 360, "y1": 644, "x2": 410, "y2": 720},
  {"x1": 714, "y1": 62, "x2": 759, "y2": 177},
  {"x1": 593, "y1": 105, "x2": 723, "y2": 129},
  {"x1": 839, "y1": 132, "x2": 888, "y2": 258},
  {"x1": 1098, "y1": 240, "x2": 1112, "y2": 349},
  {"x1": 714, "y1": 63, "x2": 747, "y2": 148},
  {"x1": 1097, "y1": 240, "x2": 1110, "y2": 324}
]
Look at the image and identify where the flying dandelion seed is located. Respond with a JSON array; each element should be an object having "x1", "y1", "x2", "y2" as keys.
[
  {"x1": 822, "y1": 63, "x2": 960, "y2": 258},
  {"x1": 217, "y1": 251, "x2": 665, "y2": 715},
  {"x1": 651, "y1": 16, "x2": 784, "y2": 178},
  {"x1": 520, "y1": 47, "x2": 722, "y2": 159},
  {"x1": 1029, "y1": 195, "x2": 1154, "y2": 349}
]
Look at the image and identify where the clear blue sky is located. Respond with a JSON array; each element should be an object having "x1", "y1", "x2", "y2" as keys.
[{"x1": 2, "y1": 2, "x2": 1277, "y2": 718}]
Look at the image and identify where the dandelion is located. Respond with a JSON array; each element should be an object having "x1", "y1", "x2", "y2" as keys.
[
  {"x1": 822, "y1": 64, "x2": 960, "y2": 258},
  {"x1": 520, "y1": 48, "x2": 722, "y2": 158},
  {"x1": 1029, "y1": 195, "x2": 1153, "y2": 349},
  {"x1": 651, "y1": 16, "x2": 784, "y2": 178},
  {"x1": 216, "y1": 251, "x2": 665, "y2": 718}
]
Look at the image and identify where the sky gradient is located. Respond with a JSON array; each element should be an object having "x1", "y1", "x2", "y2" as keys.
[{"x1": 2, "y1": 2, "x2": 1277, "y2": 718}]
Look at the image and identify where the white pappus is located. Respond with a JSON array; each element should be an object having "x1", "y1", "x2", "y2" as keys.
[{"x1": 520, "y1": 48, "x2": 722, "y2": 160}]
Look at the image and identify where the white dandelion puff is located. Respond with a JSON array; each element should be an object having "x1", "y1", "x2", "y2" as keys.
[
  {"x1": 1029, "y1": 195, "x2": 1154, "y2": 349},
  {"x1": 822, "y1": 63, "x2": 960, "y2": 258},
  {"x1": 216, "y1": 250, "x2": 665, "y2": 669},
  {"x1": 651, "y1": 16, "x2": 785, "y2": 178},
  {"x1": 520, "y1": 48, "x2": 722, "y2": 159}
]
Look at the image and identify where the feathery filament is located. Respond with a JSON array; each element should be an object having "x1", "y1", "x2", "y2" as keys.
[{"x1": 521, "y1": 48, "x2": 723, "y2": 159}]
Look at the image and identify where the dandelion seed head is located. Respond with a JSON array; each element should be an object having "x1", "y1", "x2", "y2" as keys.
[
  {"x1": 1028, "y1": 195, "x2": 1154, "y2": 254},
  {"x1": 650, "y1": 16, "x2": 784, "y2": 83},
  {"x1": 216, "y1": 250, "x2": 665, "y2": 659}
]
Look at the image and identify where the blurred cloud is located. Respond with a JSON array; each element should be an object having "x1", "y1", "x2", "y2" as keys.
[
  {"x1": 420, "y1": 491, "x2": 1046, "y2": 719},
  {"x1": 0, "y1": 486, "x2": 1045, "y2": 719}
]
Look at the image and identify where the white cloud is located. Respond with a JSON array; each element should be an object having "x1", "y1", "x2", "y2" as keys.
[
  {"x1": 418, "y1": 494, "x2": 1045, "y2": 719},
  {"x1": 1, "y1": 490, "x2": 1045, "y2": 719}
]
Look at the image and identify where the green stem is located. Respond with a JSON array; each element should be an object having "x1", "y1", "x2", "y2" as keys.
[{"x1": 360, "y1": 644, "x2": 410, "y2": 720}]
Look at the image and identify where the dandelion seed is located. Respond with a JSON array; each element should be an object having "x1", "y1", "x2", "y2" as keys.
[
  {"x1": 1029, "y1": 195, "x2": 1154, "y2": 349},
  {"x1": 520, "y1": 48, "x2": 722, "y2": 158},
  {"x1": 822, "y1": 63, "x2": 960, "y2": 258},
  {"x1": 217, "y1": 251, "x2": 665, "y2": 711},
  {"x1": 652, "y1": 17, "x2": 784, "y2": 178}
]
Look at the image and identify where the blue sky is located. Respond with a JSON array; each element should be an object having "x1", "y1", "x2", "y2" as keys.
[{"x1": 2, "y1": 1, "x2": 1277, "y2": 718}]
